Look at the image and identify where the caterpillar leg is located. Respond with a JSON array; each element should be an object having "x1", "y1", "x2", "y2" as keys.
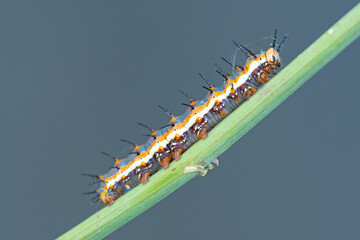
[
  {"x1": 194, "y1": 118, "x2": 208, "y2": 140},
  {"x1": 197, "y1": 125, "x2": 208, "y2": 139},
  {"x1": 173, "y1": 147, "x2": 184, "y2": 161},
  {"x1": 240, "y1": 83, "x2": 256, "y2": 99},
  {"x1": 183, "y1": 159, "x2": 219, "y2": 176},
  {"x1": 139, "y1": 169, "x2": 151, "y2": 184},
  {"x1": 160, "y1": 155, "x2": 172, "y2": 169}
]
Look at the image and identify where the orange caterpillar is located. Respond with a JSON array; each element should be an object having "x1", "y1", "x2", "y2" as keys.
[{"x1": 84, "y1": 30, "x2": 286, "y2": 206}]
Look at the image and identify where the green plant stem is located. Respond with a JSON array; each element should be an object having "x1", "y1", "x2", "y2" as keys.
[{"x1": 57, "y1": 4, "x2": 360, "y2": 240}]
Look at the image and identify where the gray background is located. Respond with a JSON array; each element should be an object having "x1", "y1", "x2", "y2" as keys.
[{"x1": 1, "y1": 1, "x2": 359, "y2": 239}]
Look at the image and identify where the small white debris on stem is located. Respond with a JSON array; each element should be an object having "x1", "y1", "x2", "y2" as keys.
[{"x1": 183, "y1": 159, "x2": 219, "y2": 176}]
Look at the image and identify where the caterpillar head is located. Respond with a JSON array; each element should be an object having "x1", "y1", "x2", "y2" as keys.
[
  {"x1": 266, "y1": 29, "x2": 286, "y2": 69},
  {"x1": 265, "y1": 47, "x2": 281, "y2": 69}
]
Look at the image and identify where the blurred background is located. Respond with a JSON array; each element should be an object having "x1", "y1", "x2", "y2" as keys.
[{"x1": 1, "y1": 1, "x2": 359, "y2": 239}]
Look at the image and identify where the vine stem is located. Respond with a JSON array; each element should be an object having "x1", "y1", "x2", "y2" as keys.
[{"x1": 57, "y1": 4, "x2": 360, "y2": 240}]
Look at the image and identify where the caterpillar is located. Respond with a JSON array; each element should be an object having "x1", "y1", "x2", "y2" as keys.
[{"x1": 84, "y1": 30, "x2": 287, "y2": 206}]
